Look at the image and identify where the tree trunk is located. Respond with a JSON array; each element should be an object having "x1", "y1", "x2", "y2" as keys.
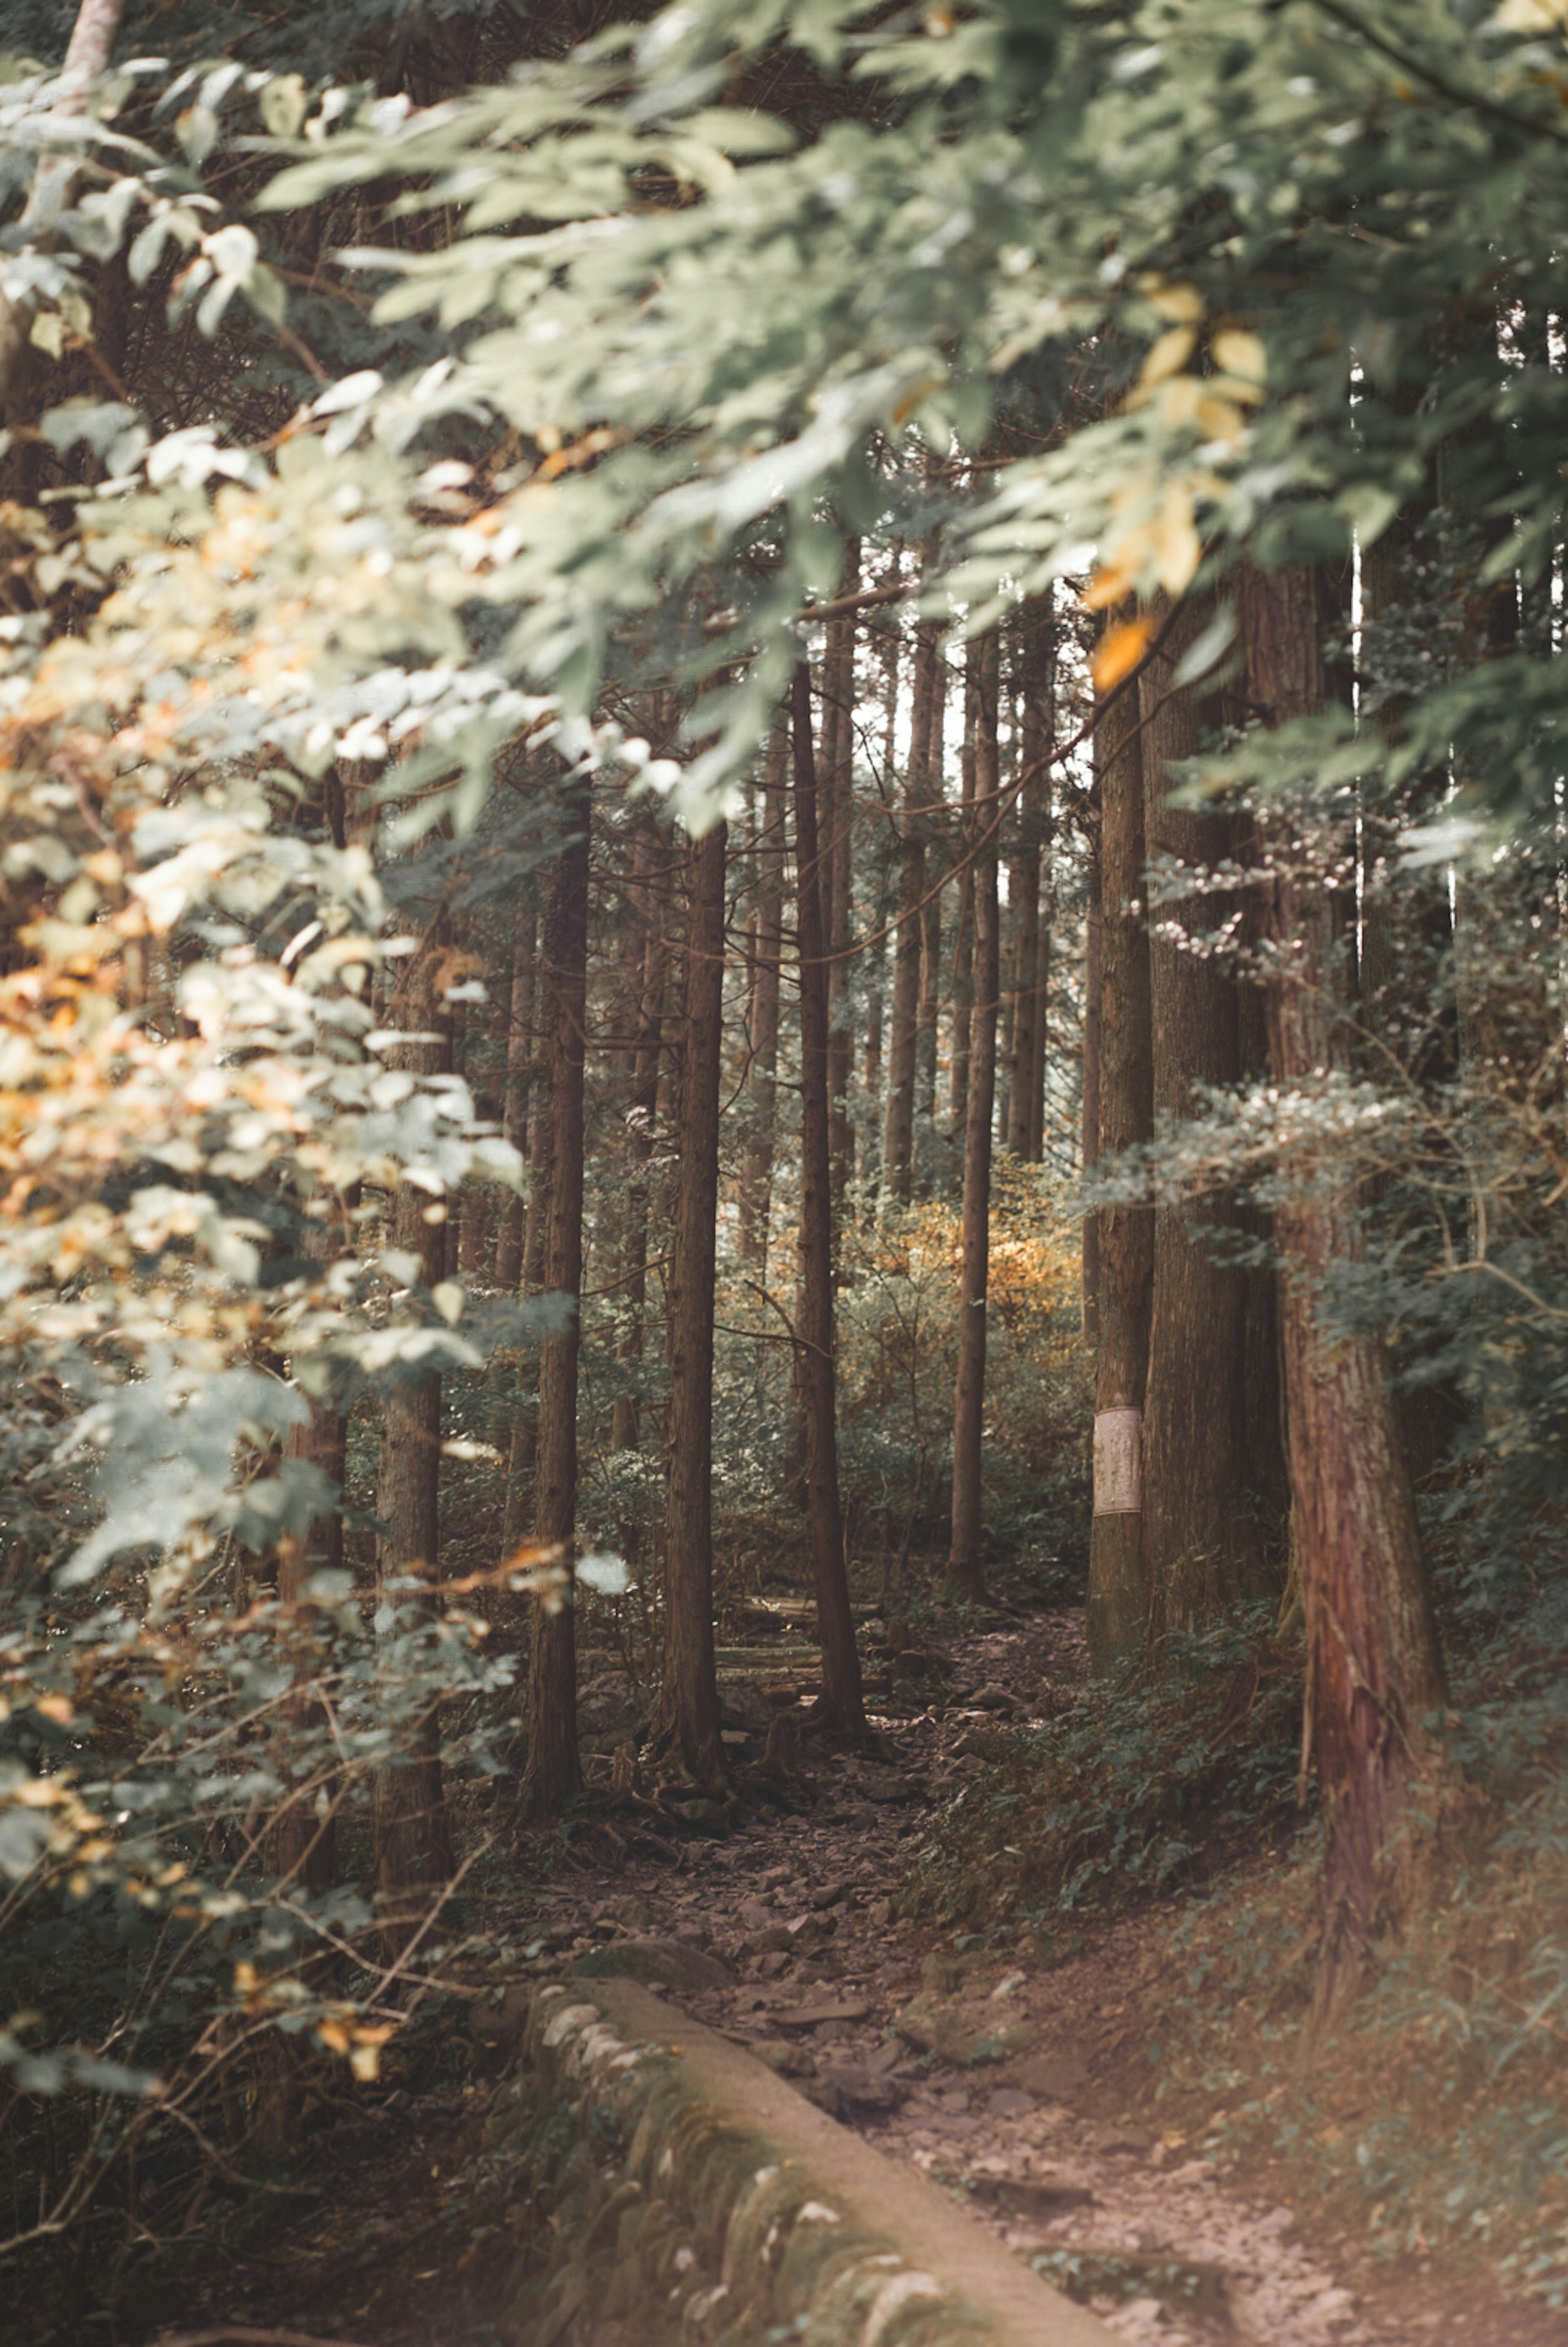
[
  {"x1": 1242, "y1": 563, "x2": 1446, "y2": 2006},
  {"x1": 657, "y1": 821, "x2": 729, "y2": 1785},
  {"x1": 882, "y1": 598, "x2": 942, "y2": 1200},
  {"x1": 374, "y1": 920, "x2": 454, "y2": 1930},
  {"x1": 1086, "y1": 660, "x2": 1154, "y2": 1677},
  {"x1": 915, "y1": 632, "x2": 947, "y2": 1150},
  {"x1": 611, "y1": 819, "x2": 668, "y2": 1450},
  {"x1": 791, "y1": 665, "x2": 867, "y2": 1736},
  {"x1": 1140, "y1": 598, "x2": 1278, "y2": 1635},
  {"x1": 948, "y1": 631, "x2": 1001, "y2": 1595},
  {"x1": 825, "y1": 544, "x2": 860, "y2": 1216},
  {"x1": 492, "y1": 892, "x2": 537, "y2": 1292},
  {"x1": 520, "y1": 792, "x2": 590, "y2": 1821},
  {"x1": 739, "y1": 720, "x2": 786, "y2": 1272},
  {"x1": 948, "y1": 657, "x2": 978, "y2": 1139},
  {"x1": 1081, "y1": 848, "x2": 1102, "y2": 1343},
  {"x1": 1007, "y1": 612, "x2": 1053, "y2": 1160}
]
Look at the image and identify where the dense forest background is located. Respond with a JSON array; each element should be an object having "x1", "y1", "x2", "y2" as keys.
[{"x1": 4, "y1": 0, "x2": 1568, "y2": 2336}]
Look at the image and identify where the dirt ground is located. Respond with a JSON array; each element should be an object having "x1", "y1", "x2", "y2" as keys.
[{"x1": 158, "y1": 1606, "x2": 1568, "y2": 2347}]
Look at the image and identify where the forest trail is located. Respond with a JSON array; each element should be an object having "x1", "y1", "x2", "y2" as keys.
[{"x1": 185, "y1": 1609, "x2": 1566, "y2": 2347}]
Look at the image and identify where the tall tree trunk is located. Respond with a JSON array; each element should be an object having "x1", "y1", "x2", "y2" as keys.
[
  {"x1": 739, "y1": 720, "x2": 786, "y2": 1272},
  {"x1": 791, "y1": 665, "x2": 867, "y2": 1736},
  {"x1": 948, "y1": 657, "x2": 978, "y2": 1138},
  {"x1": 374, "y1": 919, "x2": 454, "y2": 1930},
  {"x1": 825, "y1": 544, "x2": 860, "y2": 1216},
  {"x1": 1007, "y1": 612, "x2": 1053, "y2": 1159},
  {"x1": 915, "y1": 633, "x2": 947, "y2": 1149},
  {"x1": 520, "y1": 794, "x2": 591, "y2": 1821},
  {"x1": 493, "y1": 892, "x2": 537, "y2": 1292},
  {"x1": 881, "y1": 607, "x2": 941, "y2": 1201},
  {"x1": 611, "y1": 824, "x2": 670, "y2": 1452},
  {"x1": 657, "y1": 821, "x2": 728, "y2": 1785},
  {"x1": 1140, "y1": 598, "x2": 1279, "y2": 1635},
  {"x1": 1081, "y1": 848, "x2": 1102, "y2": 1343},
  {"x1": 1086, "y1": 664, "x2": 1154, "y2": 1677},
  {"x1": 948, "y1": 631, "x2": 1001, "y2": 1596},
  {"x1": 1243, "y1": 564, "x2": 1446, "y2": 2006},
  {"x1": 276, "y1": 1204, "x2": 345, "y2": 1899}
]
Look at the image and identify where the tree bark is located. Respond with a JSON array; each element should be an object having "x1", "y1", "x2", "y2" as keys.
[
  {"x1": 915, "y1": 634, "x2": 947, "y2": 1150},
  {"x1": 948, "y1": 631, "x2": 1001, "y2": 1595},
  {"x1": 1140, "y1": 597, "x2": 1278, "y2": 1635},
  {"x1": 1007, "y1": 613, "x2": 1053, "y2": 1160},
  {"x1": 610, "y1": 821, "x2": 670, "y2": 1451},
  {"x1": 657, "y1": 820, "x2": 729, "y2": 1785},
  {"x1": 881, "y1": 598, "x2": 942, "y2": 1200},
  {"x1": 1081, "y1": 846, "x2": 1102, "y2": 1344},
  {"x1": 948, "y1": 656, "x2": 978, "y2": 1139},
  {"x1": 739, "y1": 720, "x2": 786, "y2": 1273},
  {"x1": 791, "y1": 664, "x2": 866, "y2": 1736},
  {"x1": 494, "y1": 895, "x2": 537, "y2": 1291},
  {"x1": 519, "y1": 793, "x2": 590, "y2": 1821},
  {"x1": 825, "y1": 544, "x2": 860, "y2": 1216},
  {"x1": 374, "y1": 920, "x2": 454, "y2": 1929},
  {"x1": 1242, "y1": 563, "x2": 1446, "y2": 2005},
  {"x1": 1086, "y1": 663, "x2": 1154, "y2": 1677}
]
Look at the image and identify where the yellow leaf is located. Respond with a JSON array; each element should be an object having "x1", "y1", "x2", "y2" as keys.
[
  {"x1": 317, "y1": 2020, "x2": 351, "y2": 2053},
  {"x1": 1212, "y1": 329, "x2": 1267, "y2": 384},
  {"x1": 1083, "y1": 562, "x2": 1135, "y2": 613},
  {"x1": 1143, "y1": 281, "x2": 1204, "y2": 325},
  {"x1": 1139, "y1": 327, "x2": 1196, "y2": 390},
  {"x1": 233, "y1": 1961, "x2": 258, "y2": 1997},
  {"x1": 1151, "y1": 483, "x2": 1202, "y2": 597},
  {"x1": 34, "y1": 1694, "x2": 74, "y2": 1727},
  {"x1": 1091, "y1": 616, "x2": 1152, "y2": 694},
  {"x1": 350, "y1": 2042, "x2": 382, "y2": 2082}
]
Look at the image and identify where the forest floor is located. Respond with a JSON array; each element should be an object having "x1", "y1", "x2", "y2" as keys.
[{"x1": 148, "y1": 1605, "x2": 1568, "y2": 2347}]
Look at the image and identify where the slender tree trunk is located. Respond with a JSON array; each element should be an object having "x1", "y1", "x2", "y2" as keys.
[
  {"x1": 739, "y1": 720, "x2": 786, "y2": 1271},
  {"x1": 948, "y1": 631, "x2": 1001, "y2": 1595},
  {"x1": 493, "y1": 893, "x2": 537, "y2": 1292},
  {"x1": 1081, "y1": 850, "x2": 1102, "y2": 1343},
  {"x1": 949, "y1": 657, "x2": 978, "y2": 1138},
  {"x1": 374, "y1": 920, "x2": 454, "y2": 1928},
  {"x1": 791, "y1": 665, "x2": 866, "y2": 1736},
  {"x1": 657, "y1": 821, "x2": 728, "y2": 1785},
  {"x1": 1243, "y1": 564, "x2": 1446, "y2": 2006},
  {"x1": 611, "y1": 825, "x2": 670, "y2": 1452},
  {"x1": 1140, "y1": 598, "x2": 1278, "y2": 1634},
  {"x1": 520, "y1": 794, "x2": 590, "y2": 1821},
  {"x1": 915, "y1": 632, "x2": 947, "y2": 1147},
  {"x1": 276, "y1": 1208, "x2": 345, "y2": 1898},
  {"x1": 1086, "y1": 664, "x2": 1154, "y2": 1676},
  {"x1": 826, "y1": 544, "x2": 860, "y2": 1215},
  {"x1": 882, "y1": 607, "x2": 941, "y2": 1200},
  {"x1": 1007, "y1": 612, "x2": 1053, "y2": 1158}
]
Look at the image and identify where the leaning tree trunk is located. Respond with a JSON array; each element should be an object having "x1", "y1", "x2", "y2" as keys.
[
  {"x1": 1086, "y1": 658, "x2": 1154, "y2": 1677},
  {"x1": 1140, "y1": 596, "x2": 1279, "y2": 1635},
  {"x1": 739, "y1": 719, "x2": 786, "y2": 1271},
  {"x1": 519, "y1": 790, "x2": 591, "y2": 1822},
  {"x1": 657, "y1": 819, "x2": 729, "y2": 1786},
  {"x1": 948, "y1": 630, "x2": 1001, "y2": 1596},
  {"x1": 1243, "y1": 562, "x2": 1446, "y2": 2008},
  {"x1": 791, "y1": 665, "x2": 867, "y2": 1736},
  {"x1": 374, "y1": 917, "x2": 455, "y2": 1934}
]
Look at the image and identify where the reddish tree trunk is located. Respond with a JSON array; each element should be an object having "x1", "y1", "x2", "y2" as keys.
[
  {"x1": 791, "y1": 665, "x2": 866, "y2": 1736},
  {"x1": 1087, "y1": 663, "x2": 1154, "y2": 1676},
  {"x1": 1243, "y1": 564, "x2": 1446, "y2": 2002},
  {"x1": 519, "y1": 793, "x2": 590, "y2": 1821},
  {"x1": 657, "y1": 820, "x2": 728, "y2": 1784},
  {"x1": 948, "y1": 631, "x2": 1001, "y2": 1595}
]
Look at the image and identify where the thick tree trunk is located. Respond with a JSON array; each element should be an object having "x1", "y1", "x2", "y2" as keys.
[
  {"x1": 657, "y1": 821, "x2": 729, "y2": 1785},
  {"x1": 739, "y1": 721, "x2": 786, "y2": 1272},
  {"x1": 374, "y1": 921, "x2": 454, "y2": 1928},
  {"x1": 1140, "y1": 598, "x2": 1278, "y2": 1635},
  {"x1": 948, "y1": 631, "x2": 1001, "y2": 1595},
  {"x1": 881, "y1": 607, "x2": 941, "y2": 1200},
  {"x1": 791, "y1": 665, "x2": 867, "y2": 1736},
  {"x1": 825, "y1": 545, "x2": 860, "y2": 1215},
  {"x1": 520, "y1": 794, "x2": 591, "y2": 1821},
  {"x1": 1243, "y1": 564, "x2": 1446, "y2": 2004},
  {"x1": 1086, "y1": 666, "x2": 1154, "y2": 1676}
]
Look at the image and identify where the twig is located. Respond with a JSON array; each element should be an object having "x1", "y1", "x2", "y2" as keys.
[{"x1": 155, "y1": 2329, "x2": 383, "y2": 2347}]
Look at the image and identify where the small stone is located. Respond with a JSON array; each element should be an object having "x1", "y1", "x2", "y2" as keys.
[
  {"x1": 867, "y1": 1896, "x2": 893, "y2": 1928},
  {"x1": 967, "y1": 1684, "x2": 1016, "y2": 1713},
  {"x1": 749, "y1": 2038, "x2": 816, "y2": 2078},
  {"x1": 758, "y1": 1950, "x2": 791, "y2": 1979},
  {"x1": 989, "y1": 2088, "x2": 1030, "y2": 2117}
]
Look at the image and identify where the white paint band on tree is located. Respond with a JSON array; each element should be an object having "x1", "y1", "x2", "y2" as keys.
[{"x1": 1093, "y1": 1407, "x2": 1143, "y2": 1516}]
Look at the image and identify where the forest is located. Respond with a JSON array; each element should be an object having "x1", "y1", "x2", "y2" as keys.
[{"x1": 2, "y1": 0, "x2": 1568, "y2": 2341}]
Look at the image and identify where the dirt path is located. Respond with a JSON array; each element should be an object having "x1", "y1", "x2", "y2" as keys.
[{"x1": 514, "y1": 1608, "x2": 1565, "y2": 2347}]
